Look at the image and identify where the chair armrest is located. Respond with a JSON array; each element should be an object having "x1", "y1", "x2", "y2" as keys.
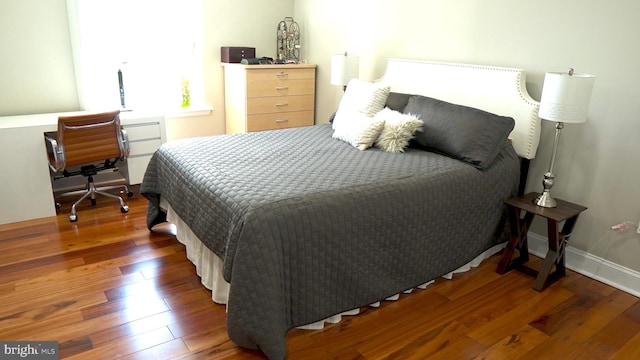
[
  {"x1": 120, "y1": 128, "x2": 131, "y2": 158},
  {"x1": 44, "y1": 132, "x2": 65, "y2": 172}
]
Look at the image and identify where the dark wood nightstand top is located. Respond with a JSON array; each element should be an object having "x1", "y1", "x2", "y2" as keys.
[{"x1": 506, "y1": 192, "x2": 588, "y2": 222}]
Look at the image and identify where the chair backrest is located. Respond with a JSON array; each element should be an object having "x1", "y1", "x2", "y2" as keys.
[{"x1": 57, "y1": 110, "x2": 128, "y2": 168}]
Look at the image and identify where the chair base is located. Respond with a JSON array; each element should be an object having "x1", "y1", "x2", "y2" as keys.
[{"x1": 56, "y1": 175, "x2": 133, "y2": 222}]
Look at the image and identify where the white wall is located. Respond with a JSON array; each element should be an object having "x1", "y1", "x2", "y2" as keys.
[
  {"x1": 0, "y1": 0, "x2": 79, "y2": 115},
  {"x1": 294, "y1": 0, "x2": 640, "y2": 271}
]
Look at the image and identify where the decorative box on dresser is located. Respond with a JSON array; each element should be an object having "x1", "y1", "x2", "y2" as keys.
[{"x1": 222, "y1": 63, "x2": 316, "y2": 133}]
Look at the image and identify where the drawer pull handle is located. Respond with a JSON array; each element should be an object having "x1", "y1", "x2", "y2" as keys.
[
  {"x1": 275, "y1": 86, "x2": 289, "y2": 90},
  {"x1": 275, "y1": 119, "x2": 289, "y2": 123},
  {"x1": 275, "y1": 103, "x2": 288, "y2": 107},
  {"x1": 276, "y1": 72, "x2": 288, "y2": 77}
]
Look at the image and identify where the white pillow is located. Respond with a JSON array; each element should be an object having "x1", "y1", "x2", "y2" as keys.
[
  {"x1": 373, "y1": 108, "x2": 424, "y2": 153},
  {"x1": 332, "y1": 113, "x2": 385, "y2": 150},
  {"x1": 332, "y1": 79, "x2": 390, "y2": 130}
]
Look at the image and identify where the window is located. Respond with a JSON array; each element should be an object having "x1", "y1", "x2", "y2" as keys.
[{"x1": 66, "y1": 0, "x2": 203, "y2": 112}]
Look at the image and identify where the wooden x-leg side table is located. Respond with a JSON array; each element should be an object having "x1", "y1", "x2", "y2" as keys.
[{"x1": 496, "y1": 192, "x2": 587, "y2": 291}]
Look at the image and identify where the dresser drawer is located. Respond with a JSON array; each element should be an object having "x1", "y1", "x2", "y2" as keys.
[
  {"x1": 246, "y1": 68, "x2": 315, "y2": 81},
  {"x1": 126, "y1": 155, "x2": 153, "y2": 185},
  {"x1": 129, "y1": 138, "x2": 162, "y2": 156},
  {"x1": 247, "y1": 95, "x2": 314, "y2": 114},
  {"x1": 247, "y1": 111, "x2": 314, "y2": 131},
  {"x1": 123, "y1": 123, "x2": 162, "y2": 141},
  {"x1": 247, "y1": 79, "x2": 315, "y2": 97}
]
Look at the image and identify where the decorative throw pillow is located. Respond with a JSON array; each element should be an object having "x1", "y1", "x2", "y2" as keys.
[
  {"x1": 328, "y1": 92, "x2": 410, "y2": 124},
  {"x1": 332, "y1": 79, "x2": 390, "y2": 129},
  {"x1": 404, "y1": 95, "x2": 515, "y2": 169},
  {"x1": 373, "y1": 108, "x2": 423, "y2": 153},
  {"x1": 332, "y1": 113, "x2": 385, "y2": 150},
  {"x1": 384, "y1": 92, "x2": 412, "y2": 112}
]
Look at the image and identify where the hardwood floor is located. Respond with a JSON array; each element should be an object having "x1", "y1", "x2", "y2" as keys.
[{"x1": 1, "y1": 191, "x2": 639, "y2": 359}]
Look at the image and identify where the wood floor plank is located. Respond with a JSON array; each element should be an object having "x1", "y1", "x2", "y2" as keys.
[
  {"x1": 566, "y1": 313, "x2": 640, "y2": 359},
  {"x1": 1, "y1": 193, "x2": 639, "y2": 359},
  {"x1": 0, "y1": 311, "x2": 86, "y2": 341},
  {"x1": 181, "y1": 327, "x2": 237, "y2": 355},
  {"x1": 1, "y1": 269, "x2": 143, "y2": 319},
  {"x1": 354, "y1": 269, "x2": 534, "y2": 358},
  {"x1": 520, "y1": 289, "x2": 638, "y2": 359},
  {"x1": 167, "y1": 306, "x2": 228, "y2": 340},
  {"x1": 0, "y1": 292, "x2": 107, "y2": 331},
  {"x1": 288, "y1": 289, "x2": 451, "y2": 357},
  {"x1": 466, "y1": 282, "x2": 574, "y2": 346},
  {"x1": 362, "y1": 320, "x2": 473, "y2": 360},
  {"x1": 81, "y1": 295, "x2": 170, "y2": 321},
  {"x1": 58, "y1": 336, "x2": 94, "y2": 359},
  {"x1": 123, "y1": 251, "x2": 195, "y2": 278},
  {"x1": 419, "y1": 335, "x2": 486, "y2": 360},
  {"x1": 90, "y1": 309, "x2": 179, "y2": 347},
  {"x1": 119, "y1": 338, "x2": 191, "y2": 360},
  {"x1": 452, "y1": 272, "x2": 536, "y2": 331},
  {"x1": 163, "y1": 285, "x2": 219, "y2": 311},
  {"x1": 65, "y1": 326, "x2": 176, "y2": 360},
  {"x1": 609, "y1": 331, "x2": 640, "y2": 359},
  {"x1": 13, "y1": 265, "x2": 123, "y2": 289},
  {"x1": 0, "y1": 254, "x2": 86, "y2": 284},
  {"x1": 472, "y1": 324, "x2": 549, "y2": 359},
  {"x1": 103, "y1": 269, "x2": 202, "y2": 302},
  {"x1": 0, "y1": 233, "x2": 50, "y2": 251},
  {"x1": 0, "y1": 216, "x2": 58, "y2": 234}
]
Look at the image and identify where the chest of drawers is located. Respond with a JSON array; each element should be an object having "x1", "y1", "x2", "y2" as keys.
[{"x1": 223, "y1": 63, "x2": 316, "y2": 133}]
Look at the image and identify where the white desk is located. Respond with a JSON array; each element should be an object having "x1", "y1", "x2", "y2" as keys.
[{"x1": 0, "y1": 111, "x2": 166, "y2": 225}]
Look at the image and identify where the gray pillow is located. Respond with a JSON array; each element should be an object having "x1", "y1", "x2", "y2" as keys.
[
  {"x1": 384, "y1": 92, "x2": 412, "y2": 112},
  {"x1": 404, "y1": 95, "x2": 515, "y2": 169}
]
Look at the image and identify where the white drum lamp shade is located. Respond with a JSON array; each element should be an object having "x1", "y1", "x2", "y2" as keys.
[
  {"x1": 539, "y1": 72, "x2": 596, "y2": 124},
  {"x1": 331, "y1": 54, "x2": 360, "y2": 87}
]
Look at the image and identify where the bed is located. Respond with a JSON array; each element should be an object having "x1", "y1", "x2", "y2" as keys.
[{"x1": 141, "y1": 59, "x2": 541, "y2": 359}]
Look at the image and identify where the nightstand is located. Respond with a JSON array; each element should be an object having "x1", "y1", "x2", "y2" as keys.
[{"x1": 496, "y1": 192, "x2": 587, "y2": 291}]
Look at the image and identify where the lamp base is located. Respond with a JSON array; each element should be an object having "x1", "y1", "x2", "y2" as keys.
[{"x1": 534, "y1": 190, "x2": 557, "y2": 208}]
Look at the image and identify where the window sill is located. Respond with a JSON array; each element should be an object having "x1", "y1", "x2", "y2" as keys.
[{"x1": 165, "y1": 106, "x2": 213, "y2": 119}]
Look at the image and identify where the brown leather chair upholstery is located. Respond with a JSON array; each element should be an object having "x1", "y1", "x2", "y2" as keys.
[{"x1": 44, "y1": 110, "x2": 132, "y2": 222}]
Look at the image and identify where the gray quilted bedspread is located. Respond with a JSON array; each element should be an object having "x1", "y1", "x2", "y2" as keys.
[{"x1": 140, "y1": 124, "x2": 519, "y2": 359}]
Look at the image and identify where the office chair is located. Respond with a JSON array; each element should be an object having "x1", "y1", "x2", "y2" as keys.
[{"x1": 44, "y1": 110, "x2": 132, "y2": 222}]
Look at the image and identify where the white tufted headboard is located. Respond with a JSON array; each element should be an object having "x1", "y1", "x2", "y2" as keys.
[{"x1": 376, "y1": 58, "x2": 541, "y2": 159}]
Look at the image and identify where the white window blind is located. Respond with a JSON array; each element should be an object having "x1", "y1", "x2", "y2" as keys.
[{"x1": 66, "y1": 0, "x2": 203, "y2": 112}]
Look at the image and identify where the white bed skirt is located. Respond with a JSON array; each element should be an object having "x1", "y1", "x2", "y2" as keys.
[{"x1": 163, "y1": 201, "x2": 505, "y2": 330}]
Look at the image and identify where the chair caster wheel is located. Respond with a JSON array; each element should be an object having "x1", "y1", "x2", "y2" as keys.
[
  {"x1": 91, "y1": 199, "x2": 97, "y2": 206},
  {"x1": 127, "y1": 191, "x2": 134, "y2": 197},
  {"x1": 121, "y1": 205, "x2": 129, "y2": 213},
  {"x1": 69, "y1": 214, "x2": 78, "y2": 222},
  {"x1": 55, "y1": 202, "x2": 61, "y2": 210}
]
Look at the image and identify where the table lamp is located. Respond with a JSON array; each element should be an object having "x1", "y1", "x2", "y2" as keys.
[
  {"x1": 330, "y1": 53, "x2": 359, "y2": 91},
  {"x1": 534, "y1": 68, "x2": 595, "y2": 207}
]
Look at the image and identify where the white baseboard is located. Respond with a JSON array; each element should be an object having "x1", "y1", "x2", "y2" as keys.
[{"x1": 528, "y1": 232, "x2": 640, "y2": 298}]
